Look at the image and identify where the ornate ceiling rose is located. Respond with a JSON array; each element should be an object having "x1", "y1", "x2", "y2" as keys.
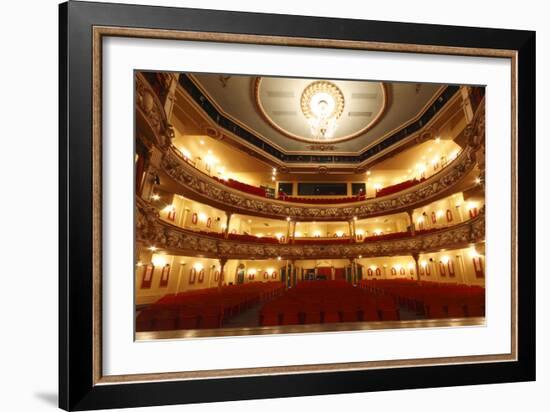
[
  {"x1": 300, "y1": 81, "x2": 345, "y2": 139},
  {"x1": 253, "y1": 76, "x2": 388, "y2": 144},
  {"x1": 300, "y1": 81, "x2": 345, "y2": 121}
]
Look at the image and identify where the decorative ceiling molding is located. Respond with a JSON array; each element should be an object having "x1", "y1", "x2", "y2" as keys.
[
  {"x1": 253, "y1": 77, "x2": 387, "y2": 143},
  {"x1": 178, "y1": 74, "x2": 464, "y2": 166}
]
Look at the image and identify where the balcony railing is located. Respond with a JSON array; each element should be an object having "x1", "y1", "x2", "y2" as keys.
[
  {"x1": 137, "y1": 198, "x2": 485, "y2": 260},
  {"x1": 159, "y1": 143, "x2": 477, "y2": 221}
]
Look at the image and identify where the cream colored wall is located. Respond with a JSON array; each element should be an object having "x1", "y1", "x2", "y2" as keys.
[
  {"x1": 156, "y1": 194, "x2": 226, "y2": 233},
  {"x1": 239, "y1": 259, "x2": 285, "y2": 283},
  {"x1": 412, "y1": 192, "x2": 484, "y2": 230},
  {"x1": 358, "y1": 256, "x2": 417, "y2": 280},
  {"x1": 418, "y1": 246, "x2": 485, "y2": 285}
]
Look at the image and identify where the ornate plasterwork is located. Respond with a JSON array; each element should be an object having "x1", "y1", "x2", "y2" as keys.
[
  {"x1": 300, "y1": 81, "x2": 345, "y2": 121},
  {"x1": 252, "y1": 76, "x2": 388, "y2": 145},
  {"x1": 135, "y1": 73, "x2": 174, "y2": 148},
  {"x1": 136, "y1": 198, "x2": 485, "y2": 260},
  {"x1": 159, "y1": 144, "x2": 477, "y2": 221}
]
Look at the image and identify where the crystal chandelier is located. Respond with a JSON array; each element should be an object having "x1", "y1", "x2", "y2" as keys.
[{"x1": 301, "y1": 81, "x2": 344, "y2": 140}]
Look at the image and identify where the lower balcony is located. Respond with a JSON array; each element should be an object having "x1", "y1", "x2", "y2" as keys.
[{"x1": 137, "y1": 198, "x2": 485, "y2": 260}]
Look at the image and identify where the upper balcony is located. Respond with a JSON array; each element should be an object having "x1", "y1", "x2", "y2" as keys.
[
  {"x1": 137, "y1": 198, "x2": 485, "y2": 260},
  {"x1": 137, "y1": 72, "x2": 485, "y2": 222},
  {"x1": 156, "y1": 142, "x2": 479, "y2": 221}
]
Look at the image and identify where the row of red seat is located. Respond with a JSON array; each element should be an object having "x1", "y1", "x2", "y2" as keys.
[
  {"x1": 359, "y1": 279, "x2": 485, "y2": 319},
  {"x1": 259, "y1": 281, "x2": 399, "y2": 326},
  {"x1": 227, "y1": 233, "x2": 279, "y2": 243},
  {"x1": 212, "y1": 176, "x2": 266, "y2": 197},
  {"x1": 179, "y1": 150, "x2": 433, "y2": 203},
  {"x1": 277, "y1": 195, "x2": 365, "y2": 204},
  {"x1": 136, "y1": 282, "x2": 284, "y2": 331},
  {"x1": 375, "y1": 178, "x2": 426, "y2": 197},
  {"x1": 293, "y1": 237, "x2": 353, "y2": 245}
]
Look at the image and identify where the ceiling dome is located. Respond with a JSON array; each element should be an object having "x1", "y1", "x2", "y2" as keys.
[{"x1": 254, "y1": 76, "x2": 387, "y2": 143}]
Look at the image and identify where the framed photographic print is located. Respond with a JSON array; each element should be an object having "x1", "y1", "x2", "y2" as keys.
[{"x1": 59, "y1": 1, "x2": 535, "y2": 410}]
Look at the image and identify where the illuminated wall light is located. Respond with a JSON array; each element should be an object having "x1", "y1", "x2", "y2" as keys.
[
  {"x1": 152, "y1": 255, "x2": 167, "y2": 267},
  {"x1": 150, "y1": 194, "x2": 160, "y2": 201},
  {"x1": 408, "y1": 263, "x2": 415, "y2": 269},
  {"x1": 193, "y1": 262, "x2": 204, "y2": 271},
  {"x1": 373, "y1": 183, "x2": 382, "y2": 190},
  {"x1": 358, "y1": 255, "x2": 362, "y2": 259},
  {"x1": 313, "y1": 230, "x2": 321, "y2": 237},
  {"x1": 355, "y1": 229, "x2": 364, "y2": 236},
  {"x1": 199, "y1": 140, "x2": 205, "y2": 145},
  {"x1": 369, "y1": 265, "x2": 377, "y2": 270},
  {"x1": 275, "y1": 233, "x2": 283, "y2": 239},
  {"x1": 420, "y1": 260, "x2": 428, "y2": 267},
  {"x1": 441, "y1": 256, "x2": 450, "y2": 264},
  {"x1": 205, "y1": 153, "x2": 218, "y2": 166},
  {"x1": 148, "y1": 246, "x2": 157, "y2": 252},
  {"x1": 475, "y1": 177, "x2": 482, "y2": 184},
  {"x1": 256, "y1": 233, "x2": 264, "y2": 238},
  {"x1": 248, "y1": 268, "x2": 257, "y2": 275},
  {"x1": 451, "y1": 150, "x2": 459, "y2": 159},
  {"x1": 267, "y1": 267, "x2": 275, "y2": 274},
  {"x1": 374, "y1": 229, "x2": 382, "y2": 235},
  {"x1": 198, "y1": 213, "x2": 207, "y2": 222},
  {"x1": 435, "y1": 137, "x2": 441, "y2": 143},
  {"x1": 335, "y1": 231, "x2": 344, "y2": 237},
  {"x1": 294, "y1": 231, "x2": 302, "y2": 237},
  {"x1": 180, "y1": 147, "x2": 192, "y2": 158},
  {"x1": 353, "y1": 216, "x2": 357, "y2": 221},
  {"x1": 467, "y1": 201, "x2": 478, "y2": 210},
  {"x1": 395, "y1": 264, "x2": 402, "y2": 270},
  {"x1": 469, "y1": 248, "x2": 479, "y2": 258},
  {"x1": 277, "y1": 256, "x2": 282, "y2": 261},
  {"x1": 136, "y1": 261, "x2": 143, "y2": 267},
  {"x1": 286, "y1": 216, "x2": 291, "y2": 221},
  {"x1": 436, "y1": 210, "x2": 444, "y2": 218}
]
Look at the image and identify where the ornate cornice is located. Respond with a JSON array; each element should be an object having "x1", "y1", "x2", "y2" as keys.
[
  {"x1": 137, "y1": 198, "x2": 485, "y2": 260},
  {"x1": 159, "y1": 143, "x2": 477, "y2": 221}
]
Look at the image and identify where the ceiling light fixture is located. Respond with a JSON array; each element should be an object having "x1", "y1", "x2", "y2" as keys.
[{"x1": 301, "y1": 81, "x2": 344, "y2": 140}]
